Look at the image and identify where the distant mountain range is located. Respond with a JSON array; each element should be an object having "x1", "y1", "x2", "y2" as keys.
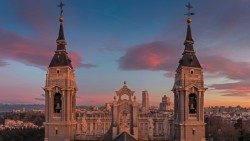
[
  {"x1": 0, "y1": 104, "x2": 45, "y2": 112},
  {"x1": 0, "y1": 104, "x2": 106, "y2": 113}
]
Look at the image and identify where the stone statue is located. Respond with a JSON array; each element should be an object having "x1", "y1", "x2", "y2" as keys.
[
  {"x1": 148, "y1": 117, "x2": 154, "y2": 138},
  {"x1": 96, "y1": 118, "x2": 102, "y2": 135},
  {"x1": 81, "y1": 117, "x2": 87, "y2": 134},
  {"x1": 120, "y1": 111, "x2": 129, "y2": 133}
]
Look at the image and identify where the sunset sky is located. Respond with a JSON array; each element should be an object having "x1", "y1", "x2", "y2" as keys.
[{"x1": 0, "y1": 0, "x2": 250, "y2": 107}]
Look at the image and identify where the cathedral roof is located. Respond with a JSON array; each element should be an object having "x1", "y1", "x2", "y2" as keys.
[
  {"x1": 113, "y1": 132, "x2": 137, "y2": 141},
  {"x1": 49, "y1": 51, "x2": 73, "y2": 68},
  {"x1": 178, "y1": 18, "x2": 201, "y2": 69},
  {"x1": 178, "y1": 52, "x2": 201, "y2": 68},
  {"x1": 49, "y1": 9, "x2": 73, "y2": 69}
]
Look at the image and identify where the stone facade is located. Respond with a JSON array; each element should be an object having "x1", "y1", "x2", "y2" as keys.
[
  {"x1": 43, "y1": 65, "x2": 78, "y2": 140},
  {"x1": 43, "y1": 8, "x2": 172, "y2": 140},
  {"x1": 74, "y1": 83, "x2": 171, "y2": 141},
  {"x1": 43, "y1": 11, "x2": 78, "y2": 141},
  {"x1": 172, "y1": 17, "x2": 206, "y2": 141},
  {"x1": 44, "y1": 3, "x2": 205, "y2": 141}
]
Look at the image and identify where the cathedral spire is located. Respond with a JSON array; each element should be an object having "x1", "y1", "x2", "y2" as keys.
[
  {"x1": 178, "y1": 3, "x2": 201, "y2": 68},
  {"x1": 57, "y1": 20, "x2": 65, "y2": 41},
  {"x1": 172, "y1": 4, "x2": 206, "y2": 141},
  {"x1": 184, "y1": 3, "x2": 195, "y2": 52},
  {"x1": 49, "y1": 1, "x2": 73, "y2": 69},
  {"x1": 184, "y1": 19, "x2": 194, "y2": 44},
  {"x1": 56, "y1": 1, "x2": 66, "y2": 51}
]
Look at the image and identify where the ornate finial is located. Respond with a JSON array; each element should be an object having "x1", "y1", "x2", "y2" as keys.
[
  {"x1": 185, "y1": 3, "x2": 195, "y2": 24},
  {"x1": 123, "y1": 81, "x2": 127, "y2": 85},
  {"x1": 58, "y1": 0, "x2": 65, "y2": 22}
]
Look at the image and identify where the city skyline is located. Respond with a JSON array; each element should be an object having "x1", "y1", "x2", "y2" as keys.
[{"x1": 1, "y1": 0, "x2": 250, "y2": 107}]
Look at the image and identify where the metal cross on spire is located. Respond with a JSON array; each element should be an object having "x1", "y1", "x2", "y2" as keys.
[
  {"x1": 58, "y1": 0, "x2": 65, "y2": 16},
  {"x1": 185, "y1": 3, "x2": 195, "y2": 18}
]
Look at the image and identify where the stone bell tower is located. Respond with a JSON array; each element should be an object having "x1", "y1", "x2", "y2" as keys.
[
  {"x1": 43, "y1": 2, "x2": 77, "y2": 141},
  {"x1": 172, "y1": 3, "x2": 206, "y2": 141}
]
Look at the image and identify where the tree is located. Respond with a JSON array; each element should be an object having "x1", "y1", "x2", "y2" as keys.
[{"x1": 234, "y1": 118, "x2": 243, "y2": 141}]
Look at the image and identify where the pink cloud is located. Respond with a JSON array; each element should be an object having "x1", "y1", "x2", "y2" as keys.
[
  {"x1": 210, "y1": 81, "x2": 250, "y2": 97},
  {"x1": 0, "y1": 59, "x2": 8, "y2": 67},
  {"x1": 0, "y1": 1, "x2": 95, "y2": 69},
  {"x1": 200, "y1": 55, "x2": 250, "y2": 80},
  {"x1": 0, "y1": 28, "x2": 94, "y2": 69},
  {"x1": 118, "y1": 41, "x2": 179, "y2": 72},
  {"x1": 118, "y1": 41, "x2": 250, "y2": 97},
  {"x1": 69, "y1": 51, "x2": 97, "y2": 69}
]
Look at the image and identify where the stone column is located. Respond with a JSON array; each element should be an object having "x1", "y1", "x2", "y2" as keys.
[{"x1": 179, "y1": 91, "x2": 184, "y2": 122}]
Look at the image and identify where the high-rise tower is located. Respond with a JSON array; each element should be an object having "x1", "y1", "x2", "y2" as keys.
[
  {"x1": 43, "y1": 2, "x2": 78, "y2": 141},
  {"x1": 172, "y1": 3, "x2": 206, "y2": 141},
  {"x1": 159, "y1": 95, "x2": 170, "y2": 111},
  {"x1": 141, "y1": 90, "x2": 149, "y2": 113}
]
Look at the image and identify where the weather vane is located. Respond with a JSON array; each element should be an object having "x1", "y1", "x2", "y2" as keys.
[
  {"x1": 185, "y1": 3, "x2": 195, "y2": 18},
  {"x1": 58, "y1": 0, "x2": 65, "y2": 16},
  {"x1": 185, "y1": 3, "x2": 195, "y2": 24}
]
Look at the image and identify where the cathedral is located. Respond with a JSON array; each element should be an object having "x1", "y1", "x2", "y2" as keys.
[{"x1": 43, "y1": 2, "x2": 206, "y2": 141}]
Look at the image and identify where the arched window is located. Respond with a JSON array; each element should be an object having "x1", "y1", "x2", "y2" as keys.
[
  {"x1": 54, "y1": 93, "x2": 62, "y2": 113},
  {"x1": 189, "y1": 93, "x2": 197, "y2": 114}
]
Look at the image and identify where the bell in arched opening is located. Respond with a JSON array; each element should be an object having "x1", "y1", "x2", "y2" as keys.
[{"x1": 54, "y1": 93, "x2": 62, "y2": 113}]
